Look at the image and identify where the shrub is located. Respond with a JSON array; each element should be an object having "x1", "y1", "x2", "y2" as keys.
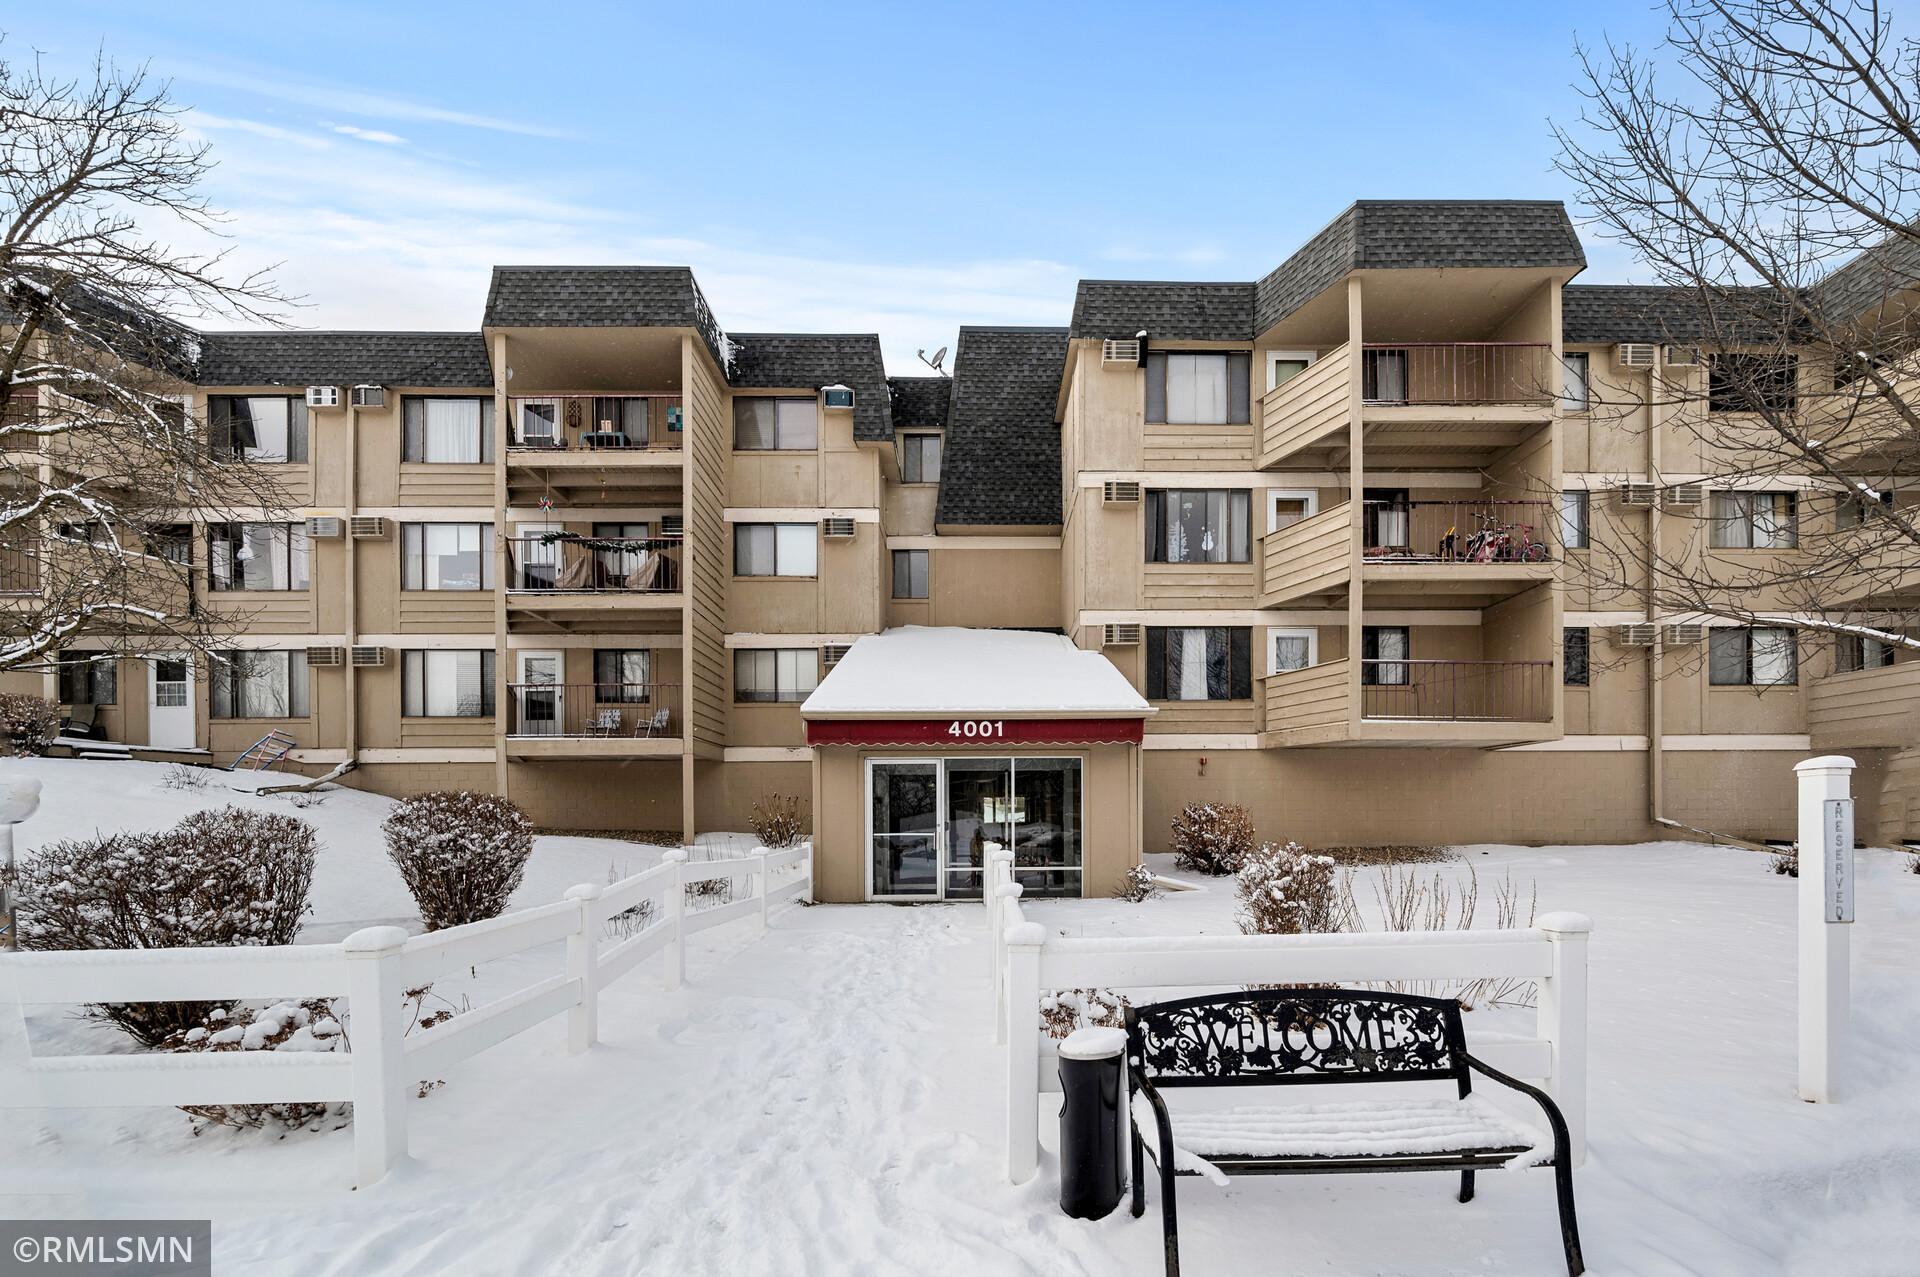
[
  {"x1": 686, "y1": 876, "x2": 732, "y2": 909},
  {"x1": 1236, "y1": 842, "x2": 1347, "y2": 937},
  {"x1": 382, "y1": 791, "x2": 534, "y2": 931},
  {"x1": 749, "y1": 793, "x2": 807, "y2": 848},
  {"x1": 1908, "y1": 849, "x2": 1920, "y2": 875},
  {"x1": 161, "y1": 762, "x2": 209, "y2": 791},
  {"x1": 1168, "y1": 802, "x2": 1255, "y2": 875},
  {"x1": 1113, "y1": 864, "x2": 1161, "y2": 903},
  {"x1": 0, "y1": 692, "x2": 60, "y2": 756},
  {"x1": 10, "y1": 807, "x2": 318, "y2": 1046},
  {"x1": 1039, "y1": 988, "x2": 1131, "y2": 1039},
  {"x1": 1771, "y1": 845, "x2": 1799, "y2": 877}
]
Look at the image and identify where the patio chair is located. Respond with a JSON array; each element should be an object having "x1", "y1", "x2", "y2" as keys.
[
  {"x1": 635, "y1": 707, "x2": 671, "y2": 738},
  {"x1": 590, "y1": 708, "x2": 623, "y2": 737},
  {"x1": 60, "y1": 703, "x2": 103, "y2": 740}
]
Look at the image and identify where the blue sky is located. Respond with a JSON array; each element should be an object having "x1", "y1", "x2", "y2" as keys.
[{"x1": 17, "y1": 1, "x2": 1672, "y2": 368}]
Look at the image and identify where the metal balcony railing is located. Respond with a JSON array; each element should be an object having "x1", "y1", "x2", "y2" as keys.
[
  {"x1": 1361, "y1": 343, "x2": 1554, "y2": 406},
  {"x1": 1360, "y1": 659, "x2": 1554, "y2": 722},
  {"x1": 0, "y1": 544, "x2": 39, "y2": 594},
  {"x1": 505, "y1": 537, "x2": 681, "y2": 592},
  {"x1": 1362, "y1": 500, "x2": 1556, "y2": 563},
  {"x1": 506, "y1": 682, "x2": 681, "y2": 738},
  {"x1": 507, "y1": 394, "x2": 683, "y2": 451}
]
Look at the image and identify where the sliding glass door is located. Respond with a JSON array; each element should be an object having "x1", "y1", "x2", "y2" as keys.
[{"x1": 867, "y1": 756, "x2": 1084, "y2": 900}]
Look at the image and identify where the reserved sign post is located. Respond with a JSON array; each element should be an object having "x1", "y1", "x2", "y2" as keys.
[{"x1": 1795, "y1": 756, "x2": 1855, "y2": 1103}]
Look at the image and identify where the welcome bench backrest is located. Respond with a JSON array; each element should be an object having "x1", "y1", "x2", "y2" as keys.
[{"x1": 1124, "y1": 988, "x2": 1470, "y2": 1089}]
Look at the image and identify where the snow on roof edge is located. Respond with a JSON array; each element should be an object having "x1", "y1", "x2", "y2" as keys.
[{"x1": 800, "y1": 626, "x2": 1151, "y2": 718}]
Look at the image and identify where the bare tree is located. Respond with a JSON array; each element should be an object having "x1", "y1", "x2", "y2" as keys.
[
  {"x1": 0, "y1": 46, "x2": 291, "y2": 673},
  {"x1": 1554, "y1": 0, "x2": 1920, "y2": 666}
]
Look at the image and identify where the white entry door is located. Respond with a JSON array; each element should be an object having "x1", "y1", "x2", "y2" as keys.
[
  {"x1": 514, "y1": 650, "x2": 564, "y2": 735},
  {"x1": 147, "y1": 655, "x2": 195, "y2": 749},
  {"x1": 1268, "y1": 489, "x2": 1320, "y2": 532}
]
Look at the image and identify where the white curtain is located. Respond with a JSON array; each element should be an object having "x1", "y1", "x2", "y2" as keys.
[
  {"x1": 1273, "y1": 634, "x2": 1310, "y2": 673},
  {"x1": 1752, "y1": 629, "x2": 1796, "y2": 684},
  {"x1": 774, "y1": 524, "x2": 817, "y2": 577},
  {"x1": 1178, "y1": 629, "x2": 1209, "y2": 700},
  {"x1": 426, "y1": 399, "x2": 482, "y2": 463}
]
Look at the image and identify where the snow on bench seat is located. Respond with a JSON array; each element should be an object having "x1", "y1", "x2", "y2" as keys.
[{"x1": 1133, "y1": 1093, "x2": 1547, "y2": 1174}]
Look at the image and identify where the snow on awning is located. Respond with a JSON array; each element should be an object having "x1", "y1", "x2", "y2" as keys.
[{"x1": 800, "y1": 627, "x2": 1151, "y2": 743}]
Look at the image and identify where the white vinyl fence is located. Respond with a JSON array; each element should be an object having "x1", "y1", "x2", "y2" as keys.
[
  {"x1": 985, "y1": 849, "x2": 1591, "y2": 1184},
  {"x1": 0, "y1": 842, "x2": 812, "y2": 1188}
]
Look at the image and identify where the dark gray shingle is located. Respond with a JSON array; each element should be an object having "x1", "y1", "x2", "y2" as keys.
[
  {"x1": 197, "y1": 332, "x2": 493, "y2": 387},
  {"x1": 887, "y1": 376, "x2": 951, "y2": 429},
  {"x1": 1069, "y1": 281, "x2": 1255, "y2": 341},
  {"x1": 483, "y1": 266, "x2": 728, "y2": 368},
  {"x1": 936, "y1": 327, "x2": 1068, "y2": 528},
  {"x1": 728, "y1": 333, "x2": 893, "y2": 442},
  {"x1": 1561, "y1": 284, "x2": 1791, "y2": 345}
]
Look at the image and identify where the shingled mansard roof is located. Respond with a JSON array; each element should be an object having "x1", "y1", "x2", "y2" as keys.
[
  {"x1": 1068, "y1": 281, "x2": 1256, "y2": 341},
  {"x1": 886, "y1": 376, "x2": 952, "y2": 429},
  {"x1": 936, "y1": 327, "x2": 1069, "y2": 528},
  {"x1": 197, "y1": 332, "x2": 494, "y2": 388},
  {"x1": 728, "y1": 333, "x2": 893, "y2": 442},
  {"x1": 482, "y1": 265, "x2": 729, "y2": 369}
]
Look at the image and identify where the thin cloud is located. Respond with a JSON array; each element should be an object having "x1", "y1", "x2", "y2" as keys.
[
  {"x1": 329, "y1": 123, "x2": 408, "y2": 146},
  {"x1": 169, "y1": 59, "x2": 573, "y2": 139}
]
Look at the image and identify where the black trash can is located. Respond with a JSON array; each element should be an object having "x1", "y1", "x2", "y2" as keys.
[{"x1": 1058, "y1": 1025, "x2": 1128, "y2": 1219}]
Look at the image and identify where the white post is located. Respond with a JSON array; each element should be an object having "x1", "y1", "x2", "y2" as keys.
[
  {"x1": 343, "y1": 925, "x2": 412, "y2": 1188},
  {"x1": 1003, "y1": 920, "x2": 1044, "y2": 1184},
  {"x1": 0, "y1": 779, "x2": 43, "y2": 953},
  {"x1": 564, "y1": 883, "x2": 602, "y2": 1054},
  {"x1": 1535, "y1": 911, "x2": 1591, "y2": 1167},
  {"x1": 661, "y1": 849, "x2": 687, "y2": 990},
  {"x1": 754, "y1": 847, "x2": 771, "y2": 935},
  {"x1": 1796, "y1": 754, "x2": 1854, "y2": 1103},
  {"x1": 993, "y1": 881, "x2": 1023, "y2": 1046}
]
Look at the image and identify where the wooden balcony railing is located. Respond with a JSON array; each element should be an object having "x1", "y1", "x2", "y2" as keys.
[
  {"x1": 0, "y1": 543, "x2": 39, "y2": 594},
  {"x1": 1361, "y1": 343, "x2": 1553, "y2": 406},
  {"x1": 1362, "y1": 500, "x2": 1556, "y2": 563},
  {"x1": 506, "y1": 682, "x2": 681, "y2": 738},
  {"x1": 505, "y1": 537, "x2": 681, "y2": 593},
  {"x1": 1360, "y1": 659, "x2": 1553, "y2": 722},
  {"x1": 1258, "y1": 343, "x2": 1350, "y2": 464},
  {"x1": 507, "y1": 394, "x2": 683, "y2": 451}
]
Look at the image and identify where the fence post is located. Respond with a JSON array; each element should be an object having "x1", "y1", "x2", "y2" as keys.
[
  {"x1": 754, "y1": 846, "x2": 772, "y2": 936},
  {"x1": 564, "y1": 883, "x2": 602, "y2": 1054},
  {"x1": 1004, "y1": 920, "x2": 1044, "y2": 1184},
  {"x1": 661, "y1": 849, "x2": 687, "y2": 990},
  {"x1": 1796, "y1": 754, "x2": 1855, "y2": 1103},
  {"x1": 993, "y1": 879, "x2": 1023, "y2": 1046},
  {"x1": 343, "y1": 925, "x2": 412, "y2": 1188},
  {"x1": 1535, "y1": 911, "x2": 1592, "y2": 1167}
]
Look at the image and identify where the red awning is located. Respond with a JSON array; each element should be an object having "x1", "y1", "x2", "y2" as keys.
[{"x1": 806, "y1": 717, "x2": 1144, "y2": 747}]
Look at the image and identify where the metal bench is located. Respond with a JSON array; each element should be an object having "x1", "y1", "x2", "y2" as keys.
[{"x1": 1126, "y1": 987, "x2": 1584, "y2": 1276}]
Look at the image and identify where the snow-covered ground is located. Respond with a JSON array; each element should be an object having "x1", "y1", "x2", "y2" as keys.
[{"x1": 4, "y1": 758, "x2": 1919, "y2": 1275}]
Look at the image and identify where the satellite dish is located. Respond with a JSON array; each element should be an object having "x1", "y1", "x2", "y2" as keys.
[{"x1": 917, "y1": 346, "x2": 949, "y2": 376}]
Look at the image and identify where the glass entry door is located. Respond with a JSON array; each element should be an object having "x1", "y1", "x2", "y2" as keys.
[
  {"x1": 870, "y1": 761, "x2": 939, "y2": 898},
  {"x1": 867, "y1": 756, "x2": 1085, "y2": 901},
  {"x1": 943, "y1": 758, "x2": 1012, "y2": 900}
]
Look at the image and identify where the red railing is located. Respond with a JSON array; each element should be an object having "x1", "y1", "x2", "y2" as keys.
[
  {"x1": 1361, "y1": 343, "x2": 1553, "y2": 406},
  {"x1": 1362, "y1": 500, "x2": 1556, "y2": 562},
  {"x1": 505, "y1": 537, "x2": 681, "y2": 592},
  {"x1": 1360, "y1": 659, "x2": 1553, "y2": 722},
  {"x1": 506, "y1": 682, "x2": 681, "y2": 738},
  {"x1": 507, "y1": 394, "x2": 683, "y2": 451}
]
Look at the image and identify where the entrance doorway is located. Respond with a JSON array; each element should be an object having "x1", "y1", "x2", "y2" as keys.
[
  {"x1": 513, "y1": 650, "x2": 564, "y2": 735},
  {"x1": 146, "y1": 655, "x2": 194, "y2": 749},
  {"x1": 866, "y1": 756, "x2": 1083, "y2": 901}
]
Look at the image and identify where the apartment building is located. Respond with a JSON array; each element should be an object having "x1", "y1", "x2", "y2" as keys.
[{"x1": 11, "y1": 200, "x2": 1916, "y2": 902}]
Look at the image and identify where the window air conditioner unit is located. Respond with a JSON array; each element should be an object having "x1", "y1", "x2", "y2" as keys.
[
  {"x1": 304, "y1": 516, "x2": 344, "y2": 539},
  {"x1": 1101, "y1": 338, "x2": 1142, "y2": 366},
  {"x1": 821, "y1": 643, "x2": 852, "y2": 668},
  {"x1": 349, "y1": 645, "x2": 386, "y2": 668},
  {"x1": 1664, "y1": 345, "x2": 1702, "y2": 367},
  {"x1": 304, "y1": 385, "x2": 340, "y2": 409},
  {"x1": 348, "y1": 516, "x2": 388, "y2": 539},
  {"x1": 1612, "y1": 623, "x2": 1658, "y2": 647},
  {"x1": 1614, "y1": 482, "x2": 1658, "y2": 507},
  {"x1": 1615, "y1": 343, "x2": 1657, "y2": 369},
  {"x1": 1663, "y1": 483, "x2": 1706, "y2": 509},
  {"x1": 305, "y1": 646, "x2": 346, "y2": 667},
  {"x1": 1102, "y1": 480, "x2": 1142, "y2": 504},
  {"x1": 1102, "y1": 623, "x2": 1142, "y2": 648},
  {"x1": 821, "y1": 384, "x2": 855, "y2": 411},
  {"x1": 660, "y1": 514, "x2": 684, "y2": 538},
  {"x1": 1665, "y1": 623, "x2": 1706, "y2": 646},
  {"x1": 351, "y1": 385, "x2": 386, "y2": 408},
  {"x1": 821, "y1": 516, "x2": 856, "y2": 538}
]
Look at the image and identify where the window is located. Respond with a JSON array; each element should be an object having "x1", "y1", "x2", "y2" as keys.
[
  {"x1": 733, "y1": 523, "x2": 817, "y2": 577},
  {"x1": 1361, "y1": 626, "x2": 1410, "y2": 686},
  {"x1": 1145, "y1": 627, "x2": 1252, "y2": 701},
  {"x1": 733, "y1": 397, "x2": 818, "y2": 450},
  {"x1": 1836, "y1": 635, "x2": 1896, "y2": 673},
  {"x1": 209, "y1": 396, "x2": 308, "y2": 462},
  {"x1": 593, "y1": 649, "x2": 652, "y2": 702},
  {"x1": 1269, "y1": 629, "x2": 1315, "y2": 675},
  {"x1": 208, "y1": 523, "x2": 310, "y2": 591},
  {"x1": 146, "y1": 524, "x2": 193, "y2": 565},
  {"x1": 1560, "y1": 491, "x2": 1591, "y2": 550},
  {"x1": 1144, "y1": 490, "x2": 1251, "y2": 563},
  {"x1": 1564, "y1": 627, "x2": 1590, "y2": 687},
  {"x1": 210, "y1": 650, "x2": 310, "y2": 718},
  {"x1": 402, "y1": 397, "x2": 495, "y2": 463},
  {"x1": 900, "y1": 434, "x2": 942, "y2": 483},
  {"x1": 892, "y1": 549, "x2": 929, "y2": 599},
  {"x1": 1839, "y1": 488, "x2": 1895, "y2": 527},
  {"x1": 1363, "y1": 488, "x2": 1410, "y2": 549},
  {"x1": 1709, "y1": 627, "x2": 1798, "y2": 686},
  {"x1": 1267, "y1": 352, "x2": 1315, "y2": 391},
  {"x1": 589, "y1": 396, "x2": 649, "y2": 445},
  {"x1": 515, "y1": 398, "x2": 559, "y2": 446},
  {"x1": 402, "y1": 524, "x2": 493, "y2": 591},
  {"x1": 1709, "y1": 491, "x2": 1798, "y2": 549},
  {"x1": 1709, "y1": 354, "x2": 1797, "y2": 413},
  {"x1": 55, "y1": 521, "x2": 109, "y2": 545},
  {"x1": 1560, "y1": 351, "x2": 1591, "y2": 413},
  {"x1": 734, "y1": 648, "x2": 819, "y2": 703},
  {"x1": 1145, "y1": 352, "x2": 1252, "y2": 425},
  {"x1": 56, "y1": 651, "x2": 116, "y2": 705},
  {"x1": 401, "y1": 650, "x2": 495, "y2": 717}
]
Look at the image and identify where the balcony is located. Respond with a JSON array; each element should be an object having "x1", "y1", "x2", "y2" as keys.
[
  {"x1": 505, "y1": 394, "x2": 685, "y2": 506},
  {"x1": 1258, "y1": 503, "x2": 1351, "y2": 607},
  {"x1": 0, "y1": 543, "x2": 39, "y2": 595},
  {"x1": 503, "y1": 682, "x2": 682, "y2": 758},
  {"x1": 1258, "y1": 500, "x2": 1558, "y2": 608},
  {"x1": 1808, "y1": 662, "x2": 1920, "y2": 751},
  {"x1": 1263, "y1": 658, "x2": 1557, "y2": 747},
  {"x1": 503, "y1": 536, "x2": 684, "y2": 630}
]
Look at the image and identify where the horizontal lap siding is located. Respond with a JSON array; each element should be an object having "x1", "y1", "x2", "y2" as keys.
[
  {"x1": 399, "y1": 716, "x2": 497, "y2": 750},
  {"x1": 1265, "y1": 659, "x2": 1352, "y2": 735},
  {"x1": 1259, "y1": 503, "x2": 1351, "y2": 606},
  {"x1": 398, "y1": 592, "x2": 495, "y2": 633},
  {"x1": 1142, "y1": 562, "x2": 1256, "y2": 608},
  {"x1": 398, "y1": 464, "x2": 494, "y2": 506},
  {"x1": 685, "y1": 353, "x2": 729, "y2": 752},
  {"x1": 1808, "y1": 664, "x2": 1920, "y2": 750},
  {"x1": 207, "y1": 595, "x2": 316, "y2": 634},
  {"x1": 1258, "y1": 346, "x2": 1349, "y2": 465},
  {"x1": 1146, "y1": 700, "x2": 1257, "y2": 734},
  {"x1": 1142, "y1": 422, "x2": 1254, "y2": 470}
]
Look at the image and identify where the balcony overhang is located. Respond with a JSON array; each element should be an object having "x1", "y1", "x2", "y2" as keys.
[
  {"x1": 488, "y1": 326, "x2": 689, "y2": 392},
  {"x1": 504, "y1": 592, "x2": 685, "y2": 634},
  {"x1": 504, "y1": 735, "x2": 683, "y2": 760}
]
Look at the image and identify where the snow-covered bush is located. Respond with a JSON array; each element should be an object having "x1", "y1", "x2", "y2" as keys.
[
  {"x1": 9, "y1": 807, "x2": 318, "y2": 1045},
  {"x1": 164, "y1": 1000, "x2": 344, "y2": 1131},
  {"x1": 161, "y1": 762, "x2": 209, "y2": 791},
  {"x1": 1039, "y1": 988, "x2": 1131, "y2": 1039},
  {"x1": 1907, "y1": 849, "x2": 1920, "y2": 875},
  {"x1": 1113, "y1": 864, "x2": 1161, "y2": 902},
  {"x1": 1771, "y1": 845, "x2": 1799, "y2": 876},
  {"x1": 1236, "y1": 842, "x2": 1347, "y2": 937},
  {"x1": 686, "y1": 876, "x2": 732, "y2": 909},
  {"x1": 382, "y1": 791, "x2": 533, "y2": 931},
  {"x1": 749, "y1": 793, "x2": 807, "y2": 848},
  {"x1": 0, "y1": 692, "x2": 60, "y2": 756},
  {"x1": 1169, "y1": 802, "x2": 1255, "y2": 875}
]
